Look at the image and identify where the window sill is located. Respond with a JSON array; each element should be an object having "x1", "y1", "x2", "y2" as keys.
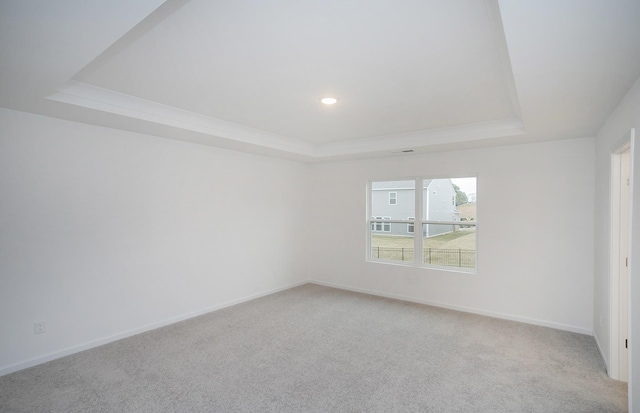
[{"x1": 366, "y1": 258, "x2": 477, "y2": 274}]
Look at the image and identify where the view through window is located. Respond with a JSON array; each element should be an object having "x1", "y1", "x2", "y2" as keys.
[{"x1": 369, "y1": 177, "x2": 476, "y2": 270}]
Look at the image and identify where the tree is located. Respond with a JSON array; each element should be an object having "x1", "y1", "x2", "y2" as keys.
[{"x1": 452, "y1": 184, "x2": 468, "y2": 206}]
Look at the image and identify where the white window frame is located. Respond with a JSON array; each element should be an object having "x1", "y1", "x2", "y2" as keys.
[
  {"x1": 389, "y1": 192, "x2": 397, "y2": 205},
  {"x1": 367, "y1": 177, "x2": 477, "y2": 273}
]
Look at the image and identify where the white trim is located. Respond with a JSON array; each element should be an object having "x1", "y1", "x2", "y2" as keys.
[
  {"x1": 365, "y1": 182, "x2": 373, "y2": 262},
  {"x1": 610, "y1": 149, "x2": 622, "y2": 380},
  {"x1": 314, "y1": 118, "x2": 525, "y2": 157},
  {"x1": 628, "y1": 129, "x2": 636, "y2": 412},
  {"x1": 609, "y1": 134, "x2": 632, "y2": 381},
  {"x1": 415, "y1": 259, "x2": 478, "y2": 275},
  {"x1": 369, "y1": 217, "x2": 418, "y2": 225},
  {"x1": 309, "y1": 280, "x2": 593, "y2": 336},
  {"x1": 47, "y1": 81, "x2": 526, "y2": 159},
  {"x1": 371, "y1": 218, "x2": 417, "y2": 224},
  {"x1": 389, "y1": 192, "x2": 397, "y2": 205},
  {"x1": 1, "y1": 279, "x2": 594, "y2": 378},
  {"x1": 594, "y1": 330, "x2": 610, "y2": 376},
  {"x1": 372, "y1": 186, "x2": 414, "y2": 191},
  {"x1": 0, "y1": 280, "x2": 307, "y2": 377},
  {"x1": 48, "y1": 81, "x2": 315, "y2": 157},
  {"x1": 415, "y1": 182, "x2": 424, "y2": 263},
  {"x1": 423, "y1": 220, "x2": 477, "y2": 226}
]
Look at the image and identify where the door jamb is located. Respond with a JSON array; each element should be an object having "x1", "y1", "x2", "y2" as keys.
[{"x1": 610, "y1": 132, "x2": 632, "y2": 381}]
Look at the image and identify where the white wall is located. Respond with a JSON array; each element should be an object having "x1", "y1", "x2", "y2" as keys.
[
  {"x1": 0, "y1": 104, "x2": 617, "y2": 393},
  {"x1": 594, "y1": 75, "x2": 640, "y2": 410},
  {"x1": 307, "y1": 138, "x2": 595, "y2": 334},
  {"x1": 0, "y1": 108, "x2": 308, "y2": 375}
]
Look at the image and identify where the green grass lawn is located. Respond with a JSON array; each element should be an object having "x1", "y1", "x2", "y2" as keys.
[
  {"x1": 371, "y1": 229, "x2": 476, "y2": 267},
  {"x1": 371, "y1": 228, "x2": 476, "y2": 250}
]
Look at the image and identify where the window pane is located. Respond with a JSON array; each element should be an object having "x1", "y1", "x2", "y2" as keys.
[
  {"x1": 422, "y1": 224, "x2": 476, "y2": 268},
  {"x1": 372, "y1": 180, "x2": 415, "y2": 221},
  {"x1": 407, "y1": 217, "x2": 414, "y2": 233},
  {"x1": 371, "y1": 234, "x2": 414, "y2": 262},
  {"x1": 423, "y1": 179, "x2": 458, "y2": 221},
  {"x1": 423, "y1": 177, "x2": 476, "y2": 221},
  {"x1": 371, "y1": 180, "x2": 415, "y2": 262},
  {"x1": 452, "y1": 177, "x2": 477, "y2": 246}
]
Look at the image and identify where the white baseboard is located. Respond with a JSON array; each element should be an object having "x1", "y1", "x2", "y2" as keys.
[
  {"x1": 593, "y1": 330, "x2": 610, "y2": 376},
  {"x1": 0, "y1": 280, "x2": 307, "y2": 377},
  {"x1": 309, "y1": 280, "x2": 594, "y2": 336},
  {"x1": 2, "y1": 279, "x2": 594, "y2": 377}
]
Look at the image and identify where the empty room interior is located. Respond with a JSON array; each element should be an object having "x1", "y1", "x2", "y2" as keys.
[{"x1": 2, "y1": 0, "x2": 640, "y2": 411}]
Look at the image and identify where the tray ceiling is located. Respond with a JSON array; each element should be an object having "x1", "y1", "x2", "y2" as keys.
[{"x1": 2, "y1": 0, "x2": 640, "y2": 161}]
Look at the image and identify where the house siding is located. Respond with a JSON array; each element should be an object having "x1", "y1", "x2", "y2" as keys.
[
  {"x1": 372, "y1": 179, "x2": 458, "y2": 237},
  {"x1": 424, "y1": 180, "x2": 458, "y2": 237}
]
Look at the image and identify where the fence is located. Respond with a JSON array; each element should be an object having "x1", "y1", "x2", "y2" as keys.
[{"x1": 371, "y1": 247, "x2": 475, "y2": 268}]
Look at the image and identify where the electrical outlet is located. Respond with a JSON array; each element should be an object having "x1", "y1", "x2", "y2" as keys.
[{"x1": 34, "y1": 321, "x2": 46, "y2": 335}]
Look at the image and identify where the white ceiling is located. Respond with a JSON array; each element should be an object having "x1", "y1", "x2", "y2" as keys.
[{"x1": 2, "y1": 0, "x2": 640, "y2": 161}]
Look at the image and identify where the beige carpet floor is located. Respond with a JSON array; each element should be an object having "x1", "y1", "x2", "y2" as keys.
[{"x1": 0, "y1": 284, "x2": 628, "y2": 412}]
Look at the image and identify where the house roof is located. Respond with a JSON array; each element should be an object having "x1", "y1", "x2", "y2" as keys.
[{"x1": 1, "y1": 1, "x2": 639, "y2": 161}]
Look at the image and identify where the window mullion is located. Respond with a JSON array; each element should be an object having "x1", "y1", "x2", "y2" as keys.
[{"x1": 414, "y1": 177, "x2": 423, "y2": 265}]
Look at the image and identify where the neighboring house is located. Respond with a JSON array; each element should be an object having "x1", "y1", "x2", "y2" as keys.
[
  {"x1": 467, "y1": 192, "x2": 477, "y2": 203},
  {"x1": 371, "y1": 179, "x2": 459, "y2": 237}
]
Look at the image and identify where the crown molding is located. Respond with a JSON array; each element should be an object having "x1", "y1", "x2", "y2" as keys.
[
  {"x1": 315, "y1": 118, "x2": 525, "y2": 157},
  {"x1": 48, "y1": 81, "x2": 526, "y2": 160},
  {"x1": 48, "y1": 80, "x2": 315, "y2": 157}
]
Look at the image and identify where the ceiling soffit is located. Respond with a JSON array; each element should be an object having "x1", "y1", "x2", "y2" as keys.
[
  {"x1": 4, "y1": 1, "x2": 640, "y2": 161},
  {"x1": 41, "y1": 0, "x2": 523, "y2": 159}
]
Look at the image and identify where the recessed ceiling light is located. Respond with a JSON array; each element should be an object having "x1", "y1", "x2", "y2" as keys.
[{"x1": 320, "y1": 97, "x2": 337, "y2": 105}]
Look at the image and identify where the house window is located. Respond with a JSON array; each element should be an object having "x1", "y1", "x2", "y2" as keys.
[
  {"x1": 371, "y1": 216, "x2": 391, "y2": 232},
  {"x1": 369, "y1": 177, "x2": 477, "y2": 270},
  {"x1": 372, "y1": 216, "x2": 382, "y2": 232}
]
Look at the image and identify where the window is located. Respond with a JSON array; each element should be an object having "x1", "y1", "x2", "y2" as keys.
[
  {"x1": 369, "y1": 177, "x2": 477, "y2": 270},
  {"x1": 371, "y1": 216, "x2": 391, "y2": 232}
]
